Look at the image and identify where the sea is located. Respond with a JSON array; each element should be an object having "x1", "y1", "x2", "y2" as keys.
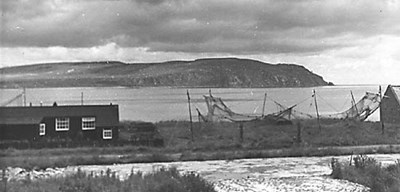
[{"x1": 0, "y1": 85, "x2": 383, "y2": 122}]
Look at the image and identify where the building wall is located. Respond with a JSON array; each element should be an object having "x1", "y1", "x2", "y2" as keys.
[
  {"x1": 381, "y1": 86, "x2": 400, "y2": 124},
  {"x1": 0, "y1": 124, "x2": 38, "y2": 141},
  {"x1": 0, "y1": 105, "x2": 120, "y2": 141},
  {"x1": 39, "y1": 116, "x2": 118, "y2": 141},
  {"x1": 1, "y1": 117, "x2": 119, "y2": 142}
]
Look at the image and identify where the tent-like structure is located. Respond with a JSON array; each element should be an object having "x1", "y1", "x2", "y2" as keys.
[{"x1": 381, "y1": 85, "x2": 400, "y2": 124}]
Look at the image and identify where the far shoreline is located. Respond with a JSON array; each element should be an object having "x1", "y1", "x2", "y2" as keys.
[{"x1": 1, "y1": 84, "x2": 387, "y2": 90}]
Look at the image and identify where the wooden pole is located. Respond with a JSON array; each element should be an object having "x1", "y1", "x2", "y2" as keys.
[
  {"x1": 262, "y1": 92, "x2": 267, "y2": 117},
  {"x1": 239, "y1": 122, "x2": 244, "y2": 143},
  {"x1": 197, "y1": 108, "x2": 201, "y2": 122},
  {"x1": 313, "y1": 89, "x2": 321, "y2": 132},
  {"x1": 23, "y1": 87, "x2": 26, "y2": 107},
  {"x1": 350, "y1": 91, "x2": 359, "y2": 118},
  {"x1": 81, "y1": 92, "x2": 84, "y2": 105},
  {"x1": 196, "y1": 108, "x2": 203, "y2": 130},
  {"x1": 296, "y1": 122, "x2": 302, "y2": 145},
  {"x1": 187, "y1": 90, "x2": 194, "y2": 141},
  {"x1": 379, "y1": 85, "x2": 385, "y2": 134}
]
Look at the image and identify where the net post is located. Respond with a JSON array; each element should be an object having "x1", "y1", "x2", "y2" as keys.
[
  {"x1": 313, "y1": 89, "x2": 321, "y2": 132},
  {"x1": 187, "y1": 90, "x2": 194, "y2": 142},
  {"x1": 239, "y1": 122, "x2": 244, "y2": 143},
  {"x1": 262, "y1": 92, "x2": 267, "y2": 117},
  {"x1": 379, "y1": 85, "x2": 385, "y2": 135},
  {"x1": 350, "y1": 91, "x2": 359, "y2": 118}
]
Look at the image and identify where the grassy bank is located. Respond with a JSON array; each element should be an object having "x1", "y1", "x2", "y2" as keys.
[
  {"x1": 0, "y1": 167, "x2": 216, "y2": 192},
  {"x1": 331, "y1": 155, "x2": 400, "y2": 192},
  {"x1": 1, "y1": 120, "x2": 400, "y2": 170},
  {"x1": 156, "y1": 120, "x2": 400, "y2": 150}
]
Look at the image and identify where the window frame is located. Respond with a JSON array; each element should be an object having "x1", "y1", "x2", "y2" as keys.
[
  {"x1": 82, "y1": 117, "x2": 96, "y2": 130},
  {"x1": 39, "y1": 123, "x2": 46, "y2": 136},
  {"x1": 55, "y1": 117, "x2": 70, "y2": 131},
  {"x1": 103, "y1": 129, "x2": 112, "y2": 140}
]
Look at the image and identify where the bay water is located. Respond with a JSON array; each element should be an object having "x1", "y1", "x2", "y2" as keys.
[{"x1": 0, "y1": 85, "x2": 381, "y2": 122}]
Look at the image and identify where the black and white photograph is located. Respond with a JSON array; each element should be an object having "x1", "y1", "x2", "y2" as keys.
[{"x1": 1, "y1": 0, "x2": 400, "y2": 191}]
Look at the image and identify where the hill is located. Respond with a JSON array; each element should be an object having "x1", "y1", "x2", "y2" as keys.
[{"x1": 0, "y1": 58, "x2": 331, "y2": 88}]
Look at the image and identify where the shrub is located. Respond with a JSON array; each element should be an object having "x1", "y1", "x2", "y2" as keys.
[
  {"x1": 3, "y1": 167, "x2": 216, "y2": 192},
  {"x1": 353, "y1": 154, "x2": 377, "y2": 169},
  {"x1": 331, "y1": 155, "x2": 400, "y2": 192}
]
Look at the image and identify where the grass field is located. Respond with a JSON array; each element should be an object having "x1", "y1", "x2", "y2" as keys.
[
  {"x1": 156, "y1": 119, "x2": 400, "y2": 150},
  {"x1": 1, "y1": 120, "x2": 400, "y2": 170}
]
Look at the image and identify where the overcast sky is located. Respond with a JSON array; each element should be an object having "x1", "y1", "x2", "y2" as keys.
[{"x1": 1, "y1": 0, "x2": 399, "y2": 85}]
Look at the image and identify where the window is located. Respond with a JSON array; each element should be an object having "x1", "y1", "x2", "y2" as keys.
[
  {"x1": 82, "y1": 117, "x2": 96, "y2": 130},
  {"x1": 39, "y1": 123, "x2": 46, "y2": 136},
  {"x1": 103, "y1": 129, "x2": 112, "y2": 140},
  {"x1": 55, "y1": 117, "x2": 69, "y2": 131}
]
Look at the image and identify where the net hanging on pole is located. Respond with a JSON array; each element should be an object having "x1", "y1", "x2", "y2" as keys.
[{"x1": 286, "y1": 92, "x2": 381, "y2": 121}]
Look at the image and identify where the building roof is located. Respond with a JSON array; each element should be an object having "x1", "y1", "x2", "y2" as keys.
[
  {"x1": 0, "y1": 104, "x2": 119, "y2": 126},
  {"x1": 0, "y1": 116, "x2": 45, "y2": 125}
]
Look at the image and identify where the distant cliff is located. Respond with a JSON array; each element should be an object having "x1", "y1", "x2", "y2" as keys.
[{"x1": 0, "y1": 58, "x2": 332, "y2": 88}]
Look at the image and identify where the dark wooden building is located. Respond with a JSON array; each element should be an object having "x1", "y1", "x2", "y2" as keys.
[
  {"x1": 381, "y1": 85, "x2": 400, "y2": 125},
  {"x1": 0, "y1": 104, "x2": 119, "y2": 141}
]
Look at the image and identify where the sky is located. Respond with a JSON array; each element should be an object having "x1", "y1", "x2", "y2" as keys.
[{"x1": 1, "y1": 0, "x2": 399, "y2": 85}]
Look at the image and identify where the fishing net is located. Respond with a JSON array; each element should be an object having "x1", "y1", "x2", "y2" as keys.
[
  {"x1": 198, "y1": 91, "x2": 381, "y2": 123},
  {"x1": 1, "y1": 93, "x2": 24, "y2": 106},
  {"x1": 201, "y1": 95, "x2": 260, "y2": 122},
  {"x1": 287, "y1": 92, "x2": 381, "y2": 121},
  {"x1": 320, "y1": 92, "x2": 381, "y2": 121}
]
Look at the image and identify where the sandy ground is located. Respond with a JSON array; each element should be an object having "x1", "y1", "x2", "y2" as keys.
[{"x1": 6, "y1": 154, "x2": 400, "y2": 191}]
